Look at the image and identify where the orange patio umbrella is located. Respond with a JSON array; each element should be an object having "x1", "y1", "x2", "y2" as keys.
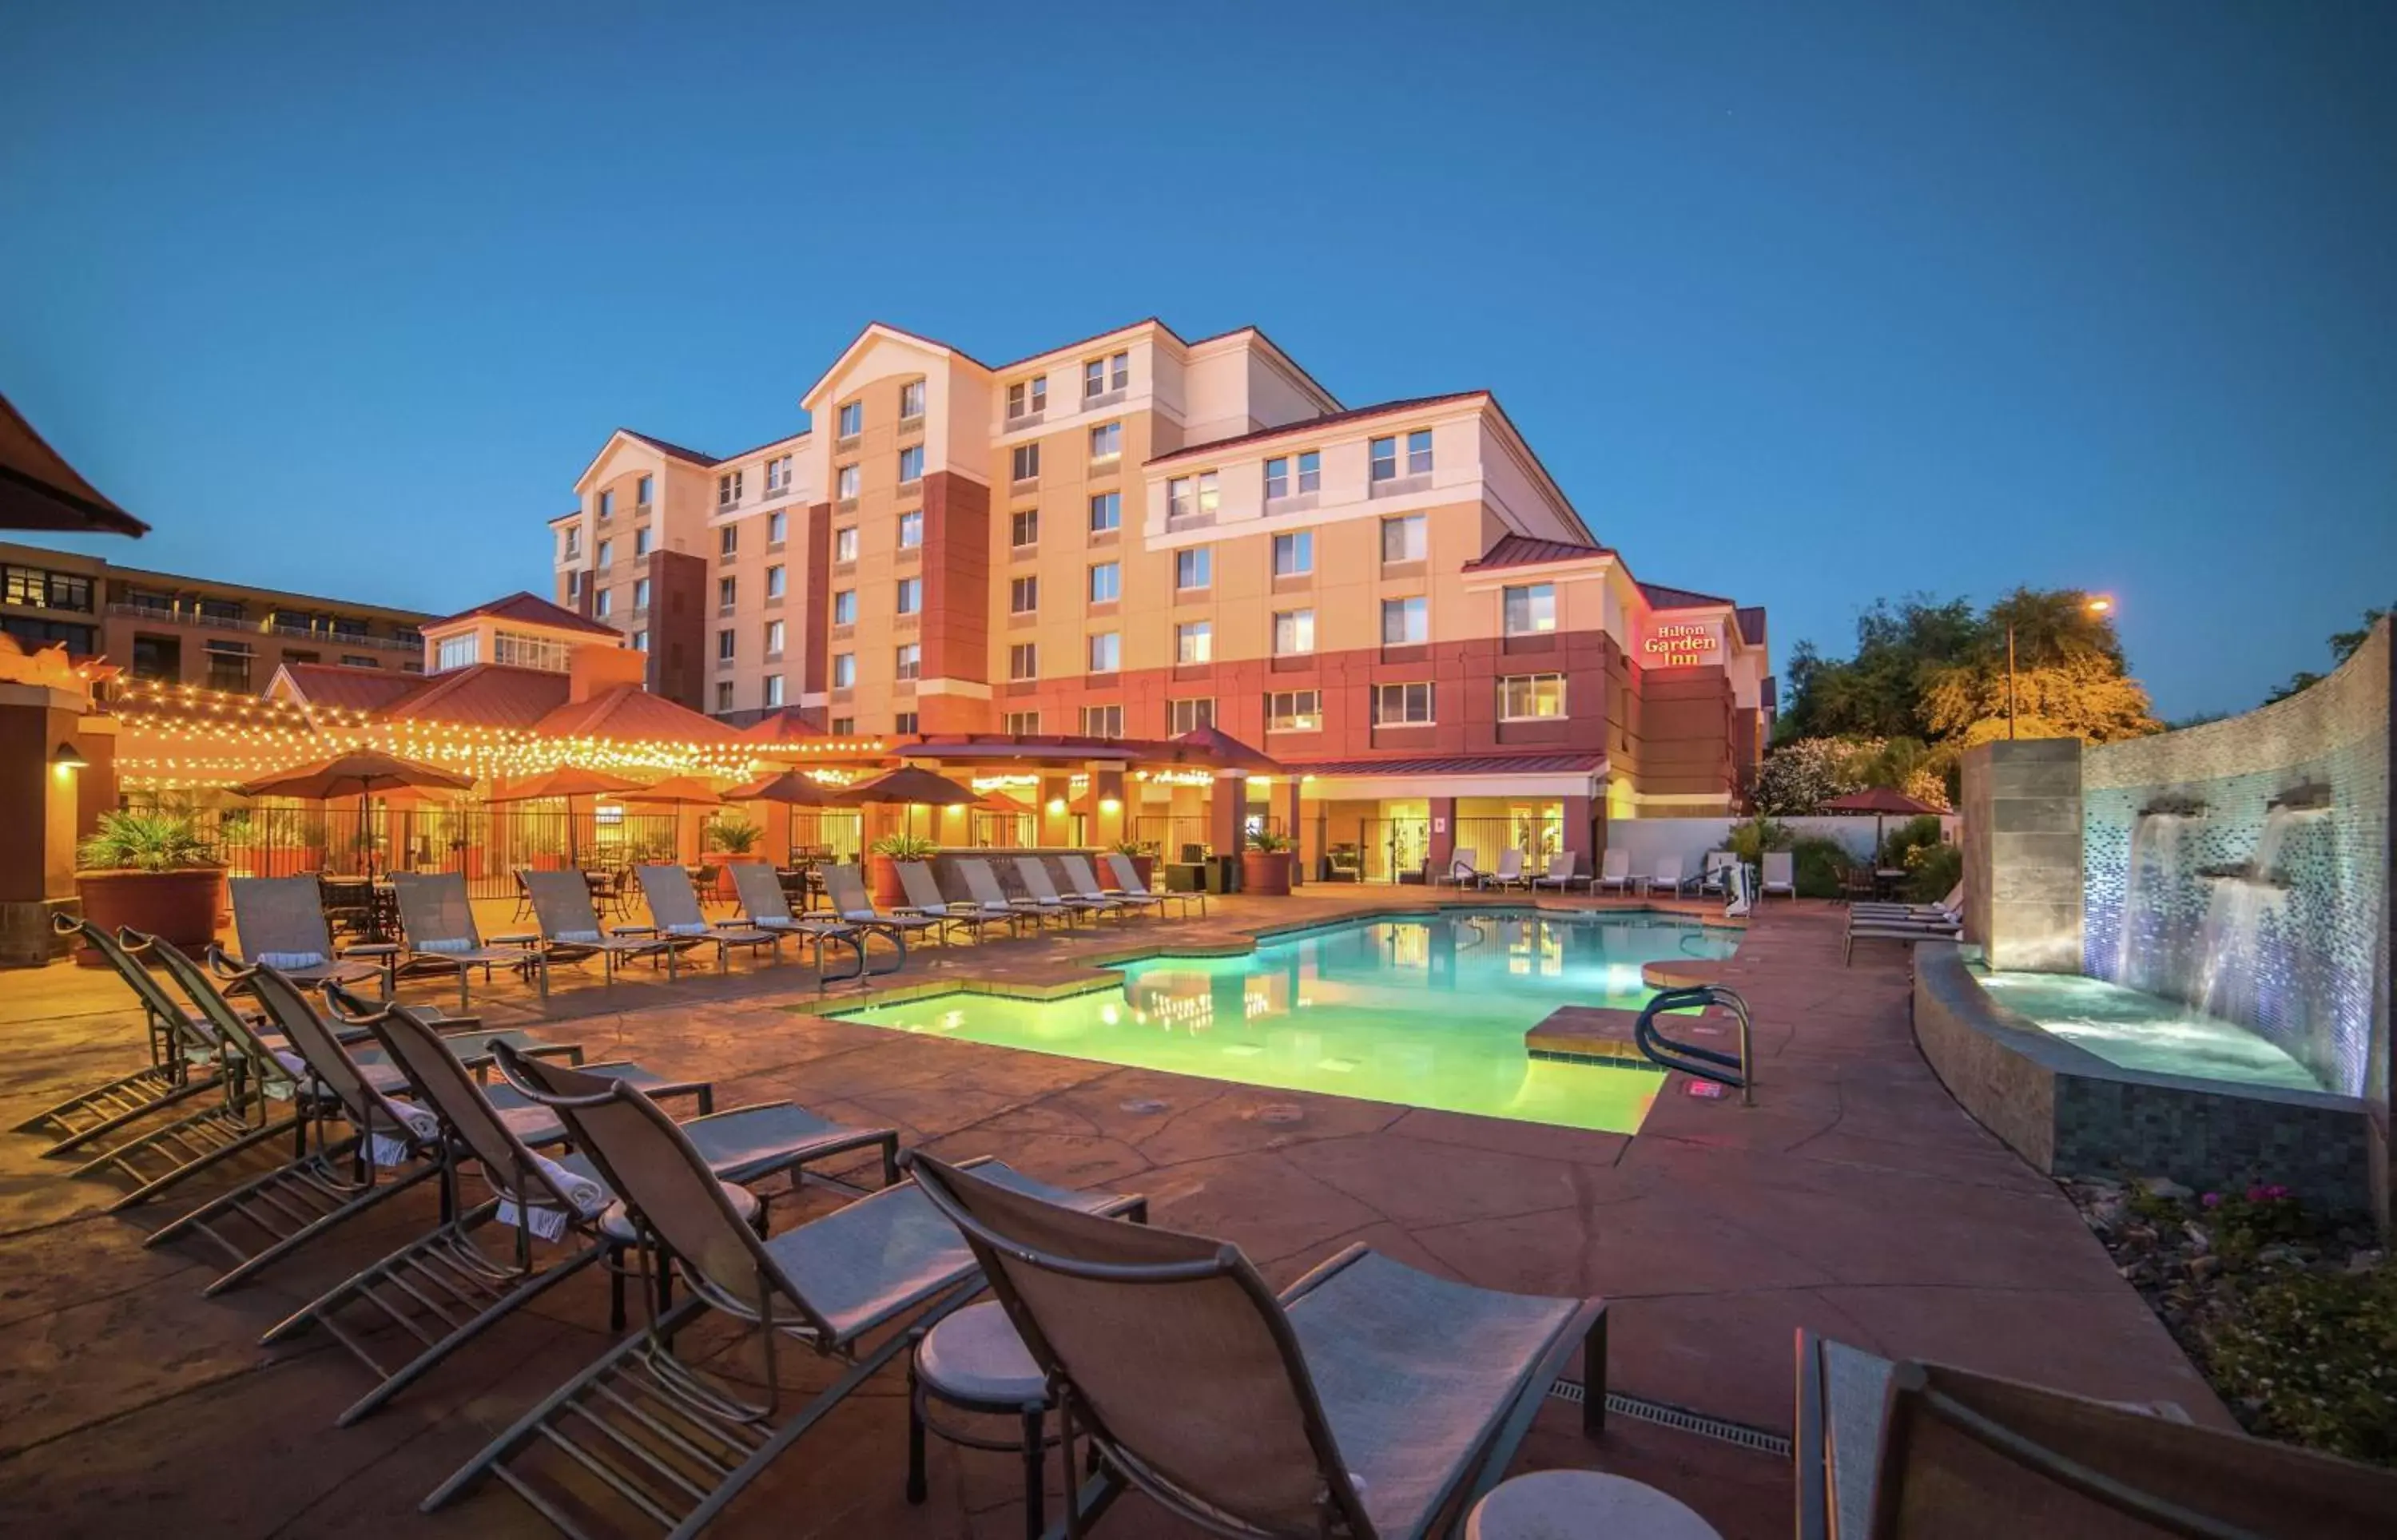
[
  {"x1": 485, "y1": 767, "x2": 645, "y2": 867},
  {"x1": 838, "y1": 765, "x2": 976, "y2": 840}
]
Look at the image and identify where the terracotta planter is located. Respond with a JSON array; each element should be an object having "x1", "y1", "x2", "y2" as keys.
[
  {"x1": 264, "y1": 846, "x2": 323, "y2": 879},
  {"x1": 867, "y1": 854, "x2": 909, "y2": 907},
  {"x1": 73, "y1": 867, "x2": 226, "y2": 966},
  {"x1": 1123, "y1": 853, "x2": 1156, "y2": 891},
  {"x1": 1241, "y1": 850, "x2": 1293, "y2": 897}
]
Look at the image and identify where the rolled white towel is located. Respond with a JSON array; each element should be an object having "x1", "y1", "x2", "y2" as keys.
[
  {"x1": 366, "y1": 1094, "x2": 439, "y2": 1168},
  {"x1": 493, "y1": 1153, "x2": 610, "y2": 1242}
]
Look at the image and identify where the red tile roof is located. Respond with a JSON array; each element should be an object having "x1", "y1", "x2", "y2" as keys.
[
  {"x1": 378, "y1": 664, "x2": 571, "y2": 731},
  {"x1": 427, "y1": 591, "x2": 619, "y2": 637},
  {"x1": 1285, "y1": 752, "x2": 1608, "y2": 777},
  {"x1": 276, "y1": 663, "x2": 422, "y2": 713},
  {"x1": 1638, "y1": 580, "x2": 1735, "y2": 610},
  {"x1": 535, "y1": 684, "x2": 742, "y2": 744},
  {"x1": 1461, "y1": 534, "x2": 1612, "y2": 572},
  {"x1": 1145, "y1": 391, "x2": 1487, "y2": 466}
]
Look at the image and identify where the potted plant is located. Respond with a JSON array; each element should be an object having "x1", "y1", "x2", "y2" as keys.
[
  {"x1": 867, "y1": 832, "x2": 936, "y2": 907},
  {"x1": 698, "y1": 815, "x2": 762, "y2": 901},
  {"x1": 1111, "y1": 838, "x2": 1158, "y2": 891},
  {"x1": 72, "y1": 810, "x2": 227, "y2": 966},
  {"x1": 1242, "y1": 829, "x2": 1294, "y2": 897}
]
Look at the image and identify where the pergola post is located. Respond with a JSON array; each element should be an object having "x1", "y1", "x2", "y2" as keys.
[{"x1": 1282, "y1": 776, "x2": 1304, "y2": 887}]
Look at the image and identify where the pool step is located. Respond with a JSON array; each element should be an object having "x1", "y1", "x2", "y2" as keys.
[
  {"x1": 1524, "y1": 1007, "x2": 1652, "y2": 1067},
  {"x1": 1640, "y1": 959, "x2": 1733, "y2": 990}
]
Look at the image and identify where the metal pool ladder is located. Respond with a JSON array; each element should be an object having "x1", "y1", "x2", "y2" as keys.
[{"x1": 1634, "y1": 985, "x2": 1755, "y2": 1106}]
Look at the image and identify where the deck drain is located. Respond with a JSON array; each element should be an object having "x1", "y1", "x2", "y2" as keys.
[
  {"x1": 1254, "y1": 1104, "x2": 1306, "y2": 1125},
  {"x1": 1545, "y1": 1380, "x2": 1791, "y2": 1458},
  {"x1": 1119, "y1": 1097, "x2": 1170, "y2": 1113}
]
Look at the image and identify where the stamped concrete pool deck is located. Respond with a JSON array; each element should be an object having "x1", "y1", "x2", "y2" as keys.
[{"x1": 0, "y1": 893, "x2": 2223, "y2": 1538}]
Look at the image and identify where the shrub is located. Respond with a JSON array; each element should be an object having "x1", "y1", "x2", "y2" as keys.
[
  {"x1": 76, "y1": 810, "x2": 220, "y2": 873},
  {"x1": 1878, "y1": 813, "x2": 1946, "y2": 868},
  {"x1": 1753, "y1": 736, "x2": 1872, "y2": 815},
  {"x1": 2206, "y1": 1264, "x2": 2397, "y2": 1465},
  {"x1": 1786, "y1": 835, "x2": 1851, "y2": 899},
  {"x1": 1726, "y1": 815, "x2": 1793, "y2": 865},
  {"x1": 705, "y1": 816, "x2": 762, "y2": 854},
  {"x1": 1904, "y1": 842, "x2": 1962, "y2": 903},
  {"x1": 868, "y1": 833, "x2": 938, "y2": 859}
]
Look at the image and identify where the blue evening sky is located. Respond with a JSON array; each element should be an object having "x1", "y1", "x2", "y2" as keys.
[{"x1": 4, "y1": 2, "x2": 2391, "y2": 719}]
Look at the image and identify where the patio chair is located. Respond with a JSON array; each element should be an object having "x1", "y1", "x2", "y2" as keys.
[
  {"x1": 229, "y1": 875, "x2": 394, "y2": 994},
  {"x1": 729, "y1": 860, "x2": 874, "y2": 980},
  {"x1": 1104, "y1": 851, "x2": 1203, "y2": 917},
  {"x1": 1061, "y1": 853, "x2": 1155, "y2": 918},
  {"x1": 1012, "y1": 855, "x2": 1108, "y2": 924},
  {"x1": 822, "y1": 861, "x2": 944, "y2": 960},
  {"x1": 427, "y1": 1050, "x2": 1141, "y2": 1537},
  {"x1": 1485, "y1": 848, "x2": 1531, "y2": 891},
  {"x1": 1697, "y1": 851, "x2": 1737, "y2": 896},
  {"x1": 18, "y1": 915, "x2": 235, "y2": 1156},
  {"x1": 268, "y1": 991, "x2": 896, "y2": 1426},
  {"x1": 905, "y1": 1152, "x2": 1608, "y2": 1540},
  {"x1": 1526, "y1": 851, "x2": 1582, "y2": 892},
  {"x1": 963, "y1": 856, "x2": 1067, "y2": 927},
  {"x1": 390, "y1": 870, "x2": 540, "y2": 1013},
  {"x1": 633, "y1": 863, "x2": 785, "y2": 974},
  {"x1": 1795, "y1": 1331, "x2": 2397, "y2": 1540},
  {"x1": 1592, "y1": 847, "x2": 1634, "y2": 895},
  {"x1": 1844, "y1": 908, "x2": 1963, "y2": 966},
  {"x1": 1760, "y1": 851, "x2": 1797, "y2": 901},
  {"x1": 1439, "y1": 847, "x2": 1485, "y2": 888},
  {"x1": 900, "y1": 859, "x2": 1023, "y2": 940},
  {"x1": 519, "y1": 867, "x2": 698, "y2": 995},
  {"x1": 1852, "y1": 883, "x2": 1964, "y2": 922},
  {"x1": 1646, "y1": 854, "x2": 1690, "y2": 897}
]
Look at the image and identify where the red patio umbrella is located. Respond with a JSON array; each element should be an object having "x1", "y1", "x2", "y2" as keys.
[
  {"x1": 1819, "y1": 787, "x2": 1942, "y2": 871},
  {"x1": 1165, "y1": 724, "x2": 1283, "y2": 776}
]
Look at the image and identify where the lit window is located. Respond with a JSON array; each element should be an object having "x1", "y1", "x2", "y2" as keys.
[
  {"x1": 1168, "y1": 697, "x2": 1213, "y2": 734},
  {"x1": 1272, "y1": 609, "x2": 1314, "y2": 656},
  {"x1": 1271, "y1": 531, "x2": 1312, "y2": 577},
  {"x1": 764, "y1": 619, "x2": 785, "y2": 657},
  {"x1": 1088, "y1": 422, "x2": 1121, "y2": 462},
  {"x1": 1006, "y1": 377, "x2": 1047, "y2": 419},
  {"x1": 1011, "y1": 575, "x2": 1039, "y2": 614},
  {"x1": 1175, "y1": 547, "x2": 1210, "y2": 590},
  {"x1": 834, "y1": 526, "x2": 858, "y2": 563},
  {"x1": 1381, "y1": 514, "x2": 1426, "y2": 563},
  {"x1": 1381, "y1": 596, "x2": 1427, "y2": 645},
  {"x1": 766, "y1": 565, "x2": 786, "y2": 599},
  {"x1": 717, "y1": 628, "x2": 736, "y2": 661},
  {"x1": 1373, "y1": 681, "x2": 1436, "y2": 724},
  {"x1": 1175, "y1": 621, "x2": 1211, "y2": 664},
  {"x1": 1297, "y1": 450, "x2": 1320, "y2": 494},
  {"x1": 1166, "y1": 477, "x2": 1193, "y2": 519},
  {"x1": 718, "y1": 470, "x2": 743, "y2": 507},
  {"x1": 1012, "y1": 443, "x2": 1040, "y2": 482},
  {"x1": 1266, "y1": 689, "x2": 1323, "y2": 732},
  {"x1": 1499, "y1": 673, "x2": 1565, "y2": 720},
  {"x1": 1088, "y1": 562, "x2": 1121, "y2": 603},
  {"x1": 1407, "y1": 428, "x2": 1433, "y2": 474},
  {"x1": 898, "y1": 444, "x2": 924, "y2": 483},
  {"x1": 765, "y1": 674, "x2": 785, "y2": 707},
  {"x1": 833, "y1": 589, "x2": 857, "y2": 625},
  {"x1": 898, "y1": 510, "x2": 924, "y2": 548},
  {"x1": 1009, "y1": 641, "x2": 1038, "y2": 680},
  {"x1": 632, "y1": 577, "x2": 650, "y2": 609},
  {"x1": 1088, "y1": 632, "x2": 1121, "y2": 673},
  {"x1": 896, "y1": 643, "x2": 920, "y2": 680},
  {"x1": 767, "y1": 510, "x2": 786, "y2": 544},
  {"x1": 1004, "y1": 709, "x2": 1041, "y2": 734},
  {"x1": 1196, "y1": 471, "x2": 1218, "y2": 518},
  {"x1": 718, "y1": 576, "x2": 736, "y2": 609},
  {"x1": 837, "y1": 400, "x2": 863, "y2": 436},
  {"x1": 1502, "y1": 583, "x2": 1556, "y2": 636},
  {"x1": 1080, "y1": 703, "x2": 1123, "y2": 738},
  {"x1": 900, "y1": 379, "x2": 925, "y2": 418},
  {"x1": 1011, "y1": 509, "x2": 1039, "y2": 546},
  {"x1": 1369, "y1": 436, "x2": 1397, "y2": 482},
  {"x1": 1088, "y1": 492, "x2": 1120, "y2": 533},
  {"x1": 436, "y1": 634, "x2": 479, "y2": 672},
  {"x1": 896, "y1": 577, "x2": 921, "y2": 615},
  {"x1": 837, "y1": 463, "x2": 860, "y2": 501},
  {"x1": 832, "y1": 653, "x2": 856, "y2": 689}
]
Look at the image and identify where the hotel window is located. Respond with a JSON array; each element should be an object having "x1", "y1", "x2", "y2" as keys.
[
  {"x1": 1381, "y1": 596, "x2": 1427, "y2": 645},
  {"x1": 831, "y1": 715, "x2": 855, "y2": 734},
  {"x1": 837, "y1": 400, "x2": 863, "y2": 437},
  {"x1": 895, "y1": 711, "x2": 919, "y2": 734},
  {"x1": 764, "y1": 620, "x2": 785, "y2": 657},
  {"x1": 596, "y1": 538, "x2": 613, "y2": 568},
  {"x1": 632, "y1": 577, "x2": 651, "y2": 609},
  {"x1": 895, "y1": 643, "x2": 921, "y2": 681},
  {"x1": 1088, "y1": 422, "x2": 1121, "y2": 462},
  {"x1": 766, "y1": 454, "x2": 793, "y2": 494},
  {"x1": 1502, "y1": 583, "x2": 1556, "y2": 636},
  {"x1": 565, "y1": 570, "x2": 584, "y2": 602},
  {"x1": 768, "y1": 510, "x2": 786, "y2": 544},
  {"x1": 837, "y1": 463, "x2": 860, "y2": 501},
  {"x1": 1271, "y1": 530, "x2": 1313, "y2": 577},
  {"x1": 1381, "y1": 514, "x2": 1426, "y2": 563},
  {"x1": 598, "y1": 490, "x2": 614, "y2": 518},
  {"x1": 1088, "y1": 491, "x2": 1120, "y2": 533},
  {"x1": 1407, "y1": 428, "x2": 1433, "y2": 474},
  {"x1": 1174, "y1": 547, "x2": 1210, "y2": 590},
  {"x1": 2, "y1": 565, "x2": 93, "y2": 610},
  {"x1": 595, "y1": 589, "x2": 614, "y2": 618},
  {"x1": 833, "y1": 589, "x2": 857, "y2": 625},
  {"x1": 1009, "y1": 641, "x2": 1038, "y2": 680},
  {"x1": 1266, "y1": 689, "x2": 1323, "y2": 732},
  {"x1": 1175, "y1": 620, "x2": 1212, "y2": 664},
  {"x1": 1088, "y1": 631, "x2": 1121, "y2": 673},
  {"x1": 716, "y1": 681, "x2": 736, "y2": 712},
  {"x1": 899, "y1": 379, "x2": 925, "y2": 419},
  {"x1": 634, "y1": 526, "x2": 652, "y2": 556},
  {"x1": 718, "y1": 470, "x2": 743, "y2": 507},
  {"x1": 1369, "y1": 436, "x2": 1397, "y2": 482},
  {"x1": 1088, "y1": 562, "x2": 1121, "y2": 603},
  {"x1": 636, "y1": 474, "x2": 653, "y2": 506},
  {"x1": 1272, "y1": 608, "x2": 1315, "y2": 656},
  {"x1": 1167, "y1": 697, "x2": 1214, "y2": 734},
  {"x1": 1166, "y1": 477, "x2": 1193, "y2": 520},
  {"x1": 1196, "y1": 471, "x2": 1219, "y2": 518},
  {"x1": 720, "y1": 526, "x2": 737, "y2": 558},
  {"x1": 1083, "y1": 351, "x2": 1129, "y2": 399},
  {"x1": 561, "y1": 529, "x2": 579, "y2": 561},
  {"x1": 435, "y1": 633, "x2": 479, "y2": 672},
  {"x1": 1264, "y1": 457, "x2": 1289, "y2": 502},
  {"x1": 204, "y1": 640, "x2": 253, "y2": 691},
  {"x1": 835, "y1": 526, "x2": 859, "y2": 563},
  {"x1": 1011, "y1": 509, "x2": 1039, "y2": 547},
  {"x1": 1296, "y1": 450, "x2": 1321, "y2": 494},
  {"x1": 718, "y1": 576, "x2": 736, "y2": 610},
  {"x1": 1373, "y1": 681, "x2": 1436, "y2": 724},
  {"x1": 896, "y1": 577, "x2": 921, "y2": 615},
  {"x1": 1004, "y1": 709, "x2": 1041, "y2": 734},
  {"x1": 1499, "y1": 673, "x2": 1566, "y2": 720},
  {"x1": 1006, "y1": 377, "x2": 1047, "y2": 419},
  {"x1": 898, "y1": 510, "x2": 924, "y2": 548},
  {"x1": 1011, "y1": 443, "x2": 1039, "y2": 482},
  {"x1": 1081, "y1": 703, "x2": 1123, "y2": 738},
  {"x1": 1010, "y1": 576, "x2": 1039, "y2": 614},
  {"x1": 832, "y1": 653, "x2": 857, "y2": 688},
  {"x1": 898, "y1": 444, "x2": 924, "y2": 483},
  {"x1": 765, "y1": 674, "x2": 785, "y2": 708},
  {"x1": 765, "y1": 565, "x2": 786, "y2": 599},
  {"x1": 717, "y1": 628, "x2": 736, "y2": 661},
  {"x1": 341, "y1": 653, "x2": 379, "y2": 669}
]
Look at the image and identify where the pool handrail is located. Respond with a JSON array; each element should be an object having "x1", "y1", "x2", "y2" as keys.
[{"x1": 1634, "y1": 984, "x2": 1755, "y2": 1106}]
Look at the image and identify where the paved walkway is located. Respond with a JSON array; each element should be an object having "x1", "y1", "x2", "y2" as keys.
[{"x1": 0, "y1": 894, "x2": 2219, "y2": 1538}]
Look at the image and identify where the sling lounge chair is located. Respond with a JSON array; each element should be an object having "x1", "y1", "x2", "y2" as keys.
[
  {"x1": 907, "y1": 1152, "x2": 1608, "y2": 1540},
  {"x1": 1852, "y1": 883, "x2": 1963, "y2": 922},
  {"x1": 1104, "y1": 851, "x2": 1202, "y2": 917},
  {"x1": 520, "y1": 867, "x2": 697, "y2": 994},
  {"x1": 823, "y1": 862, "x2": 944, "y2": 959},
  {"x1": 1645, "y1": 855, "x2": 1691, "y2": 897},
  {"x1": 729, "y1": 860, "x2": 874, "y2": 979},
  {"x1": 1061, "y1": 854, "x2": 1152, "y2": 918},
  {"x1": 229, "y1": 875, "x2": 393, "y2": 994},
  {"x1": 634, "y1": 863, "x2": 785, "y2": 974},
  {"x1": 1760, "y1": 851, "x2": 1797, "y2": 901},
  {"x1": 898, "y1": 859, "x2": 1020, "y2": 940},
  {"x1": 1528, "y1": 851, "x2": 1581, "y2": 892},
  {"x1": 391, "y1": 870, "x2": 540, "y2": 1013},
  {"x1": 427, "y1": 1050, "x2": 1141, "y2": 1538},
  {"x1": 1012, "y1": 855, "x2": 1107, "y2": 924},
  {"x1": 962, "y1": 857, "x2": 1067, "y2": 927},
  {"x1": 1697, "y1": 851, "x2": 1738, "y2": 896},
  {"x1": 1487, "y1": 848, "x2": 1530, "y2": 891},
  {"x1": 19, "y1": 915, "x2": 235, "y2": 1156},
  {"x1": 1440, "y1": 848, "x2": 1485, "y2": 888},
  {"x1": 1795, "y1": 1331, "x2": 2397, "y2": 1539},
  {"x1": 1593, "y1": 848, "x2": 1634, "y2": 895},
  {"x1": 1844, "y1": 909, "x2": 1964, "y2": 966}
]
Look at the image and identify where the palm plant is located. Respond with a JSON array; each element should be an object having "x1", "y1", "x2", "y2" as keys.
[{"x1": 77, "y1": 810, "x2": 220, "y2": 872}]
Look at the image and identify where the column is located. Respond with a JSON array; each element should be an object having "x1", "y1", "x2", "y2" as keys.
[
  {"x1": 1562, "y1": 793, "x2": 1595, "y2": 871},
  {"x1": 1282, "y1": 778, "x2": 1304, "y2": 887},
  {"x1": 1428, "y1": 796, "x2": 1457, "y2": 879},
  {"x1": 1090, "y1": 766, "x2": 1127, "y2": 850},
  {"x1": 1961, "y1": 739, "x2": 2084, "y2": 972},
  {"x1": 1209, "y1": 772, "x2": 1246, "y2": 887},
  {"x1": 1038, "y1": 773, "x2": 1074, "y2": 848}
]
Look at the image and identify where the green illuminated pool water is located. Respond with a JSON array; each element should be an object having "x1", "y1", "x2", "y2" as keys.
[{"x1": 836, "y1": 911, "x2": 1741, "y2": 1133}]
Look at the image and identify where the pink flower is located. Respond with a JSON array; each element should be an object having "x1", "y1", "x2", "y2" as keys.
[
  {"x1": 2246, "y1": 1185, "x2": 2269, "y2": 1203},
  {"x1": 2202, "y1": 1192, "x2": 2223, "y2": 1208}
]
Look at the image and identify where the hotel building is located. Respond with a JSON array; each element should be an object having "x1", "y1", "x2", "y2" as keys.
[{"x1": 549, "y1": 320, "x2": 1771, "y2": 870}]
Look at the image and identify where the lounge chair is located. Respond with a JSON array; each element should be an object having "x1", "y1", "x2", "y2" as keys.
[
  {"x1": 1844, "y1": 908, "x2": 1963, "y2": 966},
  {"x1": 1062, "y1": 853, "x2": 1156, "y2": 918},
  {"x1": 1104, "y1": 851, "x2": 1203, "y2": 916},
  {"x1": 963, "y1": 856, "x2": 1067, "y2": 927},
  {"x1": 1528, "y1": 851, "x2": 1581, "y2": 892},
  {"x1": 268, "y1": 991, "x2": 895, "y2": 1426},
  {"x1": 1645, "y1": 854, "x2": 1690, "y2": 897},
  {"x1": 1012, "y1": 855, "x2": 1108, "y2": 924},
  {"x1": 899, "y1": 859, "x2": 1022, "y2": 940},
  {"x1": 519, "y1": 867, "x2": 697, "y2": 994},
  {"x1": 633, "y1": 862, "x2": 785, "y2": 974},
  {"x1": 1760, "y1": 851, "x2": 1797, "y2": 901},
  {"x1": 729, "y1": 860, "x2": 874, "y2": 979},
  {"x1": 823, "y1": 862, "x2": 944, "y2": 959},
  {"x1": 427, "y1": 1050, "x2": 1142, "y2": 1536},
  {"x1": 19, "y1": 915, "x2": 236, "y2": 1156},
  {"x1": 228, "y1": 875, "x2": 393, "y2": 994},
  {"x1": 1487, "y1": 847, "x2": 1529, "y2": 891},
  {"x1": 1697, "y1": 850, "x2": 1737, "y2": 896},
  {"x1": 1440, "y1": 847, "x2": 1485, "y2": 888},
  {"x1": 1852, "y1": 883, "x2": 1963, "y2": 921},
  {"x1": 1592, "y1": 847, "x2": 1634, "y2": 895},
  {"x1": 1795, "y1": 1331, "x2": 2397, "y2": 1539},
  {"x1": 906, "y1": 1152, "x2": 1608, "y2": 1540},
  {"x1": 390, "y1": 871, "x2": 539, "y2": 1012}
]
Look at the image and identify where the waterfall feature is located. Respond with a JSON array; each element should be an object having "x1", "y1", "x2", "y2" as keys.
[
  {"x1": 2192, "y1": 804, "x2": 2330, "y2": 1026},
  {"x1": 2113, "y1": 812, "x2": 2186, "y2": 995}
]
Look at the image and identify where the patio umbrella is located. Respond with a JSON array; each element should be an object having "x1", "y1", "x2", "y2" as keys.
[
  {"x1": 1166, "y1": 724, "x2": 1283, "y2": 776},
  {"x1": 838, "y1": 765, "x2": 976, "y2": 840},
  {"x1": 1819, "y1": 787, "x2": 1941, "y2": 869},
  {"x1": 725, "y1": 769, "x2": 842, "y2": 806},
  {"x1": 619, "y1": 776, "x2": 726, "y2": 867},
  {"x1": 485, "y1": 767, "x2": 644, "y2": 867},
  {"x1": 0, "y1": 391, "x2": 148, "y2": 536},
  {"x1": 237, "y1": 750, "x2": 473, "y2": 878}
]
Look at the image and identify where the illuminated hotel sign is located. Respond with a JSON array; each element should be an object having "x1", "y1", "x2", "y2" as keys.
[{"x1": 1640, "y1": 619, "x2": 1723, "y2": 668}]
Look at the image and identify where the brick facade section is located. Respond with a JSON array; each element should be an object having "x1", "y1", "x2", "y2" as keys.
[{"x1": 642, "y1": 548, "x2": 707, "y2": 712}]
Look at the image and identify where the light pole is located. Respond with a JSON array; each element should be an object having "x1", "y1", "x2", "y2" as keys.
[{"x1": 2007, "y1": 594, "x2": 2113, "y2": 740}]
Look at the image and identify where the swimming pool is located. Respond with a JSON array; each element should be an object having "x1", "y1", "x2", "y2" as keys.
[
  {"x1": 1973, "y1": 970, "x2": 2323, "y2": 1092},
  {"x1": 834, "y1": 911, "x2": 1741, "y2": 1133}
]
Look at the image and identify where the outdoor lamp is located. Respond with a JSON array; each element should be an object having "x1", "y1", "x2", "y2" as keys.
[{"x1": 52, "y1": 741, "x2": 88, "y2": 772}]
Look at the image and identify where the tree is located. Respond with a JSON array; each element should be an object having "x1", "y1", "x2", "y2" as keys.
[
  {"x1": 1921, "y1": 649, "x2": 2161, "y2": 744},
  {"x1": 1772, "y1": 595, "x2": 1984, "y2": 744},
  {"x1": 1753, "y1": 736, "x2": 1869, "y2": 815},
  {"x1": 2264, "y1": 606, "x2": 2389, "y2": 705}
]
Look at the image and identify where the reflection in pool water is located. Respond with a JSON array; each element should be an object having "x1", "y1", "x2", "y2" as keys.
[
  {"x1": 1975, "y1": 970, "x2": 2324, "y2": 1092},
  {"x1": 835, "y1": 911, "x2": 1741, "y2": 1133}
]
